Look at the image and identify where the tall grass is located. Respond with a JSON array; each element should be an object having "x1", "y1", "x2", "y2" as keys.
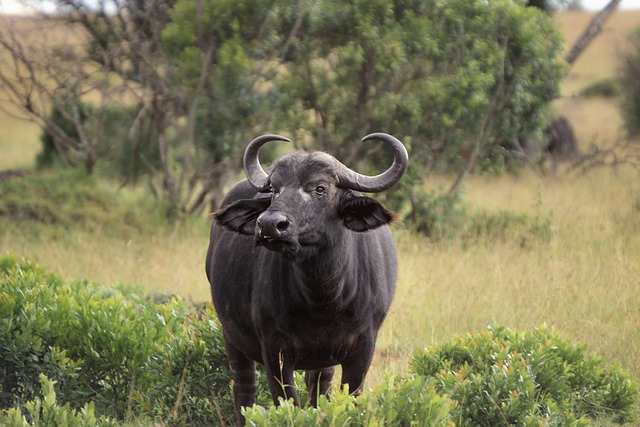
[{"x1": 372, "y1": 167, "x2": 640, "y2": 387}]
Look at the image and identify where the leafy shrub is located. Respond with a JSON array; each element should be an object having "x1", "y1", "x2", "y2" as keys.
[
  {"x1": 0, "y1": 169, "x2": 170, "y2": 234},
  {"x1": 36, "y1": 105, "x2": 83, "y2": 170},
  {"x1": 411, "y1": 324, "x2": 638, "y2": 425},
  {"x1": 402, "y1": 189, "x2": 552, "y2": 243},
  {"x1": 36, "y1": 103, "x2": 162, "y2": 183},
  {"x1": 243, "y1": 375, "x2": 453, "y2": 427},
  {"x1": 0, "y1": 255, "x2": 239, "y2": 424},
  {"x1": 579, "y1": 78, "x2": 623, "y2": 99},
  {"x1": 244, "y1": 325, "x2": 638, "y2": 426},
  {"x1": 619, "y1": 28, "x2": 640, "y2": 138},
  {"x1": 405, "y1": 190, "x2": 468, "y2": 240},
  {"x1": 0, "y1": 375, "x2": 117, "y2": 427}
]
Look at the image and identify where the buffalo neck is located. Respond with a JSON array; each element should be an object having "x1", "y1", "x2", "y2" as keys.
[{"x1": 288, "y1": 235, "x2": 357, "y2": 308}]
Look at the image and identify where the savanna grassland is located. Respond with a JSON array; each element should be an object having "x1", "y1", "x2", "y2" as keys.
[{"x1": 1, "y1": 8, "x2": 640, "y2": 396}]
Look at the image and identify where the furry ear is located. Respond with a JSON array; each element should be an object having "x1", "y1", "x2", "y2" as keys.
[
  {"x1": 214, "y1": 197, "x2": 271, "y2": 235},
  {"x1": 340, "y1": 193, "x2": 394, "y2": 232}
]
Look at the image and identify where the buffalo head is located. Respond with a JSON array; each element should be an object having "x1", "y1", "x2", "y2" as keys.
[{"x1": 214, "y1": 133, "x2": 408, "y2": 256}]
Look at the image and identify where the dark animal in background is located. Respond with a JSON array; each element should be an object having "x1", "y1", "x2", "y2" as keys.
[
  {"x1": 509, "y1": 115, "x2": 580, "y2": 173},
  {"x1": 205, "y1": 133, "x2": 408, "y2": 425}
]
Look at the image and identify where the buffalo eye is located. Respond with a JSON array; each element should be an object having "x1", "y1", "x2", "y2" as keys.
[{"x1": 315, "y1": 185, "x2": 326, "y2": 196}]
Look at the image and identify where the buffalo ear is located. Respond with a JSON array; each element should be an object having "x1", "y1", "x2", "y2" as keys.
[
  {"x1": 340, "y1": 193, "x2": 394, "y2": 232},
  {"x1": 214, "y1": 197, "x2": 271, "y2": 235}
]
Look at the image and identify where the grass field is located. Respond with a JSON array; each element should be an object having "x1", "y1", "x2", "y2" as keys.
[{"x1": 1, "y1": 9, "x2": 639, "y2": 395}]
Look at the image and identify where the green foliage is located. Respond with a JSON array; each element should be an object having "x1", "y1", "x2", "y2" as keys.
[
  {"x1": 411, "y1": 324, "x2": 639, "y2": 425},
  {"x1": 143, "y1": 311, "x2": 239, "y2": 426},
  {"x1": 0, "y1": 375, "x2": 117, "y2": 427},
  {"x1": 618, "y1": 27, "x2": 640, "y2": 138},
  {"x1": 0, "y1": 169, "x2": 170, "y2": 234},
  {"x1": 92, "y1": 106, "x2": 162, "y2": 183},
  {"x1": 36, "y1": 105, "x2": 82, "y2": 170},
  {"x1": 404, "y1": 190, "x2": 467, "y2": 240},
  {"x1": 27, "y1": 0, "x2": 567, "y2": 225},
  {"x1": 579, "y1": 78, "x2": 623, "y2": 99},
  {"x1": 270, "y1": 0, "x2": 565, "y2": 169},
  {"x1": 162, "y1": 0, "x2": 278, "y2": 163},
  {"x1": 158, "y1": 0, "x2": 566, "y2": 223},
  {"x1": 36, "y1": 102, "x2": 163, "y2": 183},
  {"x1": 0, "y1": 255, "x2": 238, "y2": 424},
  {"x1": 243, "y1": 375, "x2": 453, "y2": 426},
  {"x1": 398, "y1": 188, "x2": 552, "y2": 243},
  {"x1": 243, "y1": 325, "x2": 638, "y2": 426}
]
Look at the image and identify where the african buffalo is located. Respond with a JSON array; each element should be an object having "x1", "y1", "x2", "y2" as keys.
[{"x1": 205, "y1": 133, "x2": 408, "y2": 425}]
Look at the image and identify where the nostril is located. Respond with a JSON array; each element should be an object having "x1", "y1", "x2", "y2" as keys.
[
  {"x1": 257, "y1": 212, "x2": 291, "y2": 238},
  {"x1": 276, "y1": 219, "x2": 290, "y2": 232}
]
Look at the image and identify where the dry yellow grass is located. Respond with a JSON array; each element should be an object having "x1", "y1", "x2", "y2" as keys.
[
  {"x1": 370, "y1": 166, "x2": 640, "y2": 386},
  {"x1": 0, "y1": 109, "x2": 41, "y2": 169}
]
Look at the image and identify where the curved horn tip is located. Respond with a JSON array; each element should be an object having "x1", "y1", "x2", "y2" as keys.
[
  {"x1": 276, "y1": 135, "x2": 292, "y2": 142},
  {"x1": 335, "y1": 132, "x2": 408, "y2": 193},
  {"x1": 361, "y1": 132, "x2": 400, "y2": 142},
  {"x1": 258, "y1": 134, "x2": 291, "y2": 142},
  {"x1": 244, "y1": 134, "x2": 292, "y2": 191},
  {"x1": 361, "y1": 133, "x2": 408, "y2": 161}
]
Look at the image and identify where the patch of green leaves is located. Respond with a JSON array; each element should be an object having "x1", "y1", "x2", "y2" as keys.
[
  {"x1": 244, "y1": 325, "x2": 637, "y2": 426},
  {"x1": 0, "y1": 255, "x2": 238, "y2": 424},
  {"x1": 0, "y1": 375, "x2": 117, "y2": 427},
  {"x1": 412, "y1": 324, "x2": 638, "y2": 425},
  {"x1": 579, "y1": 78, "x2": 623, "y2": 99},
  {"x1": 0, "y1": 170, "x2": 171, "y2": 235},
  {"x1": 243, "y1": 375, "x2": 453, "y2": 427},
  {"x1": 400, "y1": 189, "x2": 552, "y2": 244}
]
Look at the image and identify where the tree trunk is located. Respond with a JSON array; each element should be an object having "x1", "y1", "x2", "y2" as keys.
[{"x1": 564, "y1": 0, "x2": 622, "y2": 65}]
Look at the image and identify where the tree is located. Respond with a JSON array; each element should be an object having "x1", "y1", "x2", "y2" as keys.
[
  {"x1": 160, "y1": 0, "x2": 282, "y2": 212},
  {"x1": 268, "y1": 0, "x2": 565, "y2": 202},
  {"x1": 0, "y1": 0, "x2": 261, "y2": 216},
  {"x1": 1, "y1": 0, "x2": 565, "y2": 222},
  {"x1": 0, "y1": 15, "x2": 111, "y2": 174}
]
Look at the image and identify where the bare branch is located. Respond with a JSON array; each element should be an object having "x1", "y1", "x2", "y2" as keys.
[{"x1": 564, "y1": 0, "x2": 622, "y2": 65}]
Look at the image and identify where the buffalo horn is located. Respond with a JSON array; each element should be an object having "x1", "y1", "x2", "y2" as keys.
[
  {"x1": 243, "y1": 134, "x2": 291, "y2": 192},
  {"x1": 336, "y1": 133, "x2": 408, "y2": 193},
  {"x1": 243, "y1": 133, "x2": 408, "y2": 193}
]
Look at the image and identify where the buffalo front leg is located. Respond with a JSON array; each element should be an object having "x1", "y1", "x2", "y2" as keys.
[
  {"x1": 262, "y1": 345, "x2": 300, "y2": 406},
  {"x1": 305, "y1": 366, "x2": 335, "y2": 407},
  {"x1": 340, "y1": 335, "x2": 376, "y2": 397},
  {"x1": 225, "y1": 340, "x2": 256, "y2": 426}
]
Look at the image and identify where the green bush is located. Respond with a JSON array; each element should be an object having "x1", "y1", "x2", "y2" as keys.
[
  {"x1": 0, "y1": 375, "x2": 117, "y2": 427},
  {"x1": 36, "y1": 105, "x2": 83, "y2": 170},
  {"x1": 411, "y1": 324, "x2": 638, "y2": 425},
  {"x1": 579, "y1": 78, "x2": 623, "y2": 99},
  {"x1": 36, "y1": 103, "x2": 162, "y2": 183},
  {"x1": 0, "y1": 169, "x2": 170, "y2": 234},
  {"x1": 243, "y1": 375, "x2": 453, "y2": 426},
  {"x1": 401, "y1": 189, "x2": 552, "y2": 244},
  {"x1": 0, "y1": 255, "x2": 238, "y2": 424},
  {"x1": 243, "y1": 325, "x2": 638, "y2": 426},
  {"x1": 619, "y1": 28, "x2": 640, "y2": 138}
]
